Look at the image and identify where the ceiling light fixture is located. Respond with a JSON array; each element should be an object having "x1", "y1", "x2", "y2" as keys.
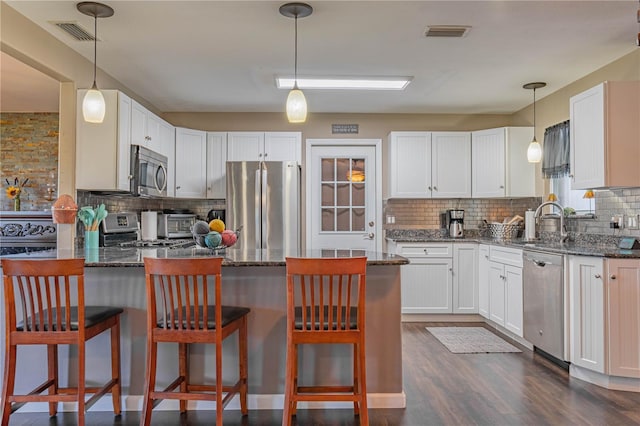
[
  {"x1": 276, "y1": 76, "x2": 412, "y2": 90},
  {"x1": 523, "y1": 82, "x2": 547, "y2": 163},
  {"x1": 77, "y1": 1, "x2": 113, "y2": 123},
  {"x1": 280, "y1": 2, "x2": 313, "y2": 124}
]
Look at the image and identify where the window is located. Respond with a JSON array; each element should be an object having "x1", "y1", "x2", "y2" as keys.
[{"x1": 549, "y1": 176, "x2": 592, "y2": 215}]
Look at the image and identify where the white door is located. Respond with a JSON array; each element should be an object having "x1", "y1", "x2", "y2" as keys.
[{"x1": 307, "y1": 141, "x2": 381, "y2": 252}]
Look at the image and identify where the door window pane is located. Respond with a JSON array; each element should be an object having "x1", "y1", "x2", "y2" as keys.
[
  {"x1": 321, "y1": 159, "x2": 334, "y2": 181},
  {"x1": 352, "y1": 208, "x2": 365, "y2": 231},
  {"x1": 321, "y1": 183, "x2": 334, "y2": 206},
  {"x1": 336, "y1": 208, "x2": 350, "y2": 231},
  {"x1": 336, "y1": 183, "x2": 350, "y2": 206},
  {"x1": 336, "y1": 159, "x2": 350, "y2": 182},
  {"x1": 352, "y1": 183, "x2": 365, "y2": 206},
  {"x1": 322, "y1": 208, "x2": 335, "y2": 231}
]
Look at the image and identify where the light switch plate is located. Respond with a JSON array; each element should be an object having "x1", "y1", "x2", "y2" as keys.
[{"x1": 626, "y1": 214, "x2": 640, "y2": 230}]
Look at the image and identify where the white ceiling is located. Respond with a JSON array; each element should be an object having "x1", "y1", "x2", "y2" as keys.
[{"x1": 2, "y1": 1, "x2": 638, "y2": 115}]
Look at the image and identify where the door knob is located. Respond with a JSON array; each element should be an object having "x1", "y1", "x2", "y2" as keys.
[
  {"x1": 363, "y1": 233, "x2": 374, "y2": 240},
  {"x1": 369, "y1": 221, "x2": 375, "y2": 227}
]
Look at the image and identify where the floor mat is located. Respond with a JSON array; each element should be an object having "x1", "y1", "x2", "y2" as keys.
[{"x1": 426, "y1": 327, "x2": 522, "y2": 353}]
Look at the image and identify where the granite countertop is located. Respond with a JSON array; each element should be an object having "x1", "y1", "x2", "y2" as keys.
[
  {"x1": 41, "y1": 247, "x2": 409, "y2": 267},
  {"x1": 386, "y1": 232, "x2": 640, "y2": 259}
]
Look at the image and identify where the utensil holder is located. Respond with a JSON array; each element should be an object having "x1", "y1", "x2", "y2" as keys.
[{"x1": 85, "y1": 230, "x2": 98, "y2": 250}]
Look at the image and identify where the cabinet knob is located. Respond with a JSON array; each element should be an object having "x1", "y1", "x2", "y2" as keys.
[
  {"x1": 569, "y1": 174, "x2": 574, "y2": 178},
  {"x1": 485, "y1": 255, "x2": 489, "y2": 259},
  {"x1": 423, "y1": 249, "x2": 429, "y2": 254},
  {"x1": 258, "y1": 153, "x2": 263, "y2": 158},
  {"x1": 594, "y1": 274, "x2": 601, "y2": 279},
  {"x1": 207, "y1": 187, "x2": 211, "y2": 190},
  {"x1": 128, "y1": 175, "x2": 133, "y2": 180},
  {"x1": 264, "y1": 153, "x2": 268, "y2": 158},
  {"x1": 449, "y1": 267, "x2": 453, "y2": 272},
  {"x1": 610, "y1": 275, "x2": 617, "y2": 280},
  {"x1": 433, "y1": 186, "x2": 438, "y2": 191},
  {"x1": 428, "y1": 186, "x2": 432, "y2": 191},
  {"x1": 176, "y1": 186, "x2": 181, "y2": 190},
  {"x1": 499, "y1": 185, "x2": 504, "y2": 189}
]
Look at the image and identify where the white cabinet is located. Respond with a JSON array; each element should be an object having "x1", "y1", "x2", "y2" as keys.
[
  {"x1": 453, "y1": 243, "x2": 478, "y2": 313},
  {"x1": 569, "y1": 81, "x2": 640, "y2": 189},
  {"x1": 386, "y1": 131, "x2": 471, "y2": 199},
  {"x1": 174, "y1": 127, "x2": 207, "y2": 199},
  {"x1": 605, "y1": 258, "x2": 640, "y2": 378},
  {"x1": 131, "y1": 100, "x2": 165, "y2": 154},
  {"x1": 471, "y1": 127, "x2": 536, "y2": 198},
  {"x1": 158, "y1": 120, "x2": 176, "y2": 197},
  {"x1": 569, "y1": 255, "x2": 605, "y2": 373},
  {"x1": 227, "y1": 132, "x2": 301, "y2": 163},
  {"x1": 478, "y1": 244, "x2": 490, "y2": 319},
  {"x1": 206, "y1": 132, "x2": 227, "y2": 199},
  {"x1": 391, "y1": 242, "x2": 453, "y2": 314},
  {"x1": 487, "y1": 245, "x2": 523, "y2": 336},
  {"x1": 76, "y1": 90, "x2": 131, "y2": 192},
  {"x1": 432, "y1": 132, "x2": 472, "y2": 198}
]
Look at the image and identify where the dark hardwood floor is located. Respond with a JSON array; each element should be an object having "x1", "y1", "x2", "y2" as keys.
[{"x1": 7, "y1": 322, "x2": 640, "y2": 425}]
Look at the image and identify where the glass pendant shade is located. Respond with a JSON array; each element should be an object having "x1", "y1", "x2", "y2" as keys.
[
  {"x1": 286, "y1": 87, "x2": 307, "y2": 123},
  {"x1": 527, "y1": 137, "x2": 542, "y2": 163},
  {"x1": 82, "y1": 86, "x2": 106, "y2": 123}
]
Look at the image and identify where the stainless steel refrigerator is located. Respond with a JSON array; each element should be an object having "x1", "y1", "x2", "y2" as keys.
[{"x1": 226, "y1": 161, "x2": 300, "y2": 254}]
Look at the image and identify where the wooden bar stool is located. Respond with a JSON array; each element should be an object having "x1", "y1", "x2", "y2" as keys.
[
  {"x1": 141, "y1": 257, "x2": 250, "y2": 426},
  {"x1": 1, "y1": 258, "x2": 122, "y2": 426},
  {"x1": 282, "y1": 257, "x2": 368, "y2": 426}
]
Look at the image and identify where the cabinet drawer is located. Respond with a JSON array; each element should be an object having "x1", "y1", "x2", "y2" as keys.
[
  {"x1": 397, "y1": 243, "x2": 452, "y2": 258},
  {"x1": 489, "y1": 246, "x2": 523, "y2": 267}
]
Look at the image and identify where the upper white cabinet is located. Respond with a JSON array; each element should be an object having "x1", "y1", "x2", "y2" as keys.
[
  {"x1": 386, "y1": 131, "x2": 471, "y2": 199},
  {"x1": 76, "y1": 90, "x2": 131, "y2": 192},
  {"x1": 471, "y1": 127, "x2": 536, "y2": 198},
  {"x1": 569, "y1": 81, "x2": 640, "y2": 189},
  {"x1": 175, "y1": 127, "x2": 207, "y2": 199},
  {"x1": 158, "y1": 120, "x2": 176, "y2": 197},
  {"x1": 227, "y1": 132, "x2": 301, "y2": 163},
  {"x1": 432, "y1": 132, "x2": 472, "y2": 198},
  {"x1": 206, "y1": 132, "x2": 227, "y2": 199}
]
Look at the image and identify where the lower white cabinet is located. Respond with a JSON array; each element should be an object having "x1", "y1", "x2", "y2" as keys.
[
  {"x1": 453, "y1": 244, "x2": 478, "y2": 313},
  {"x1": 569, "y1": 255, "x2": 605, "y2": 373},
  {"x1": 175, "y1": 127, "x2": 207, "y2": 198},
  {"x1": 478, "y1": 244, "x2": 490, "y2": 318},
  {"x1": 485, "y1": 245, "x2": 523, "y2": 336},
  {"x1": 390, "y1": 242, "x2": 478, "y2": 315}
]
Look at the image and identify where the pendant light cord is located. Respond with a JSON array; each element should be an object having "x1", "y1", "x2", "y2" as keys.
[
  {"x1": 533, "y1": 87, "x2": 536, "y2": 130},
  {"x1": 92, "y1": 13, "x2": 98, "y2": 89},
  {"x1": 293, "y1": 13, "x2": 299, "y2": 90}
]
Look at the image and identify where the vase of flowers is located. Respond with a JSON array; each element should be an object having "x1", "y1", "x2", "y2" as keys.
[{"x1": 5, "y1": 178, "x2": 28, "y2": 211}]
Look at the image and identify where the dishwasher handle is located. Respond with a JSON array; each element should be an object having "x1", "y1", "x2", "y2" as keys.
[{"x1": 530, "y1": 258, "x2": 552, "y2": 267}]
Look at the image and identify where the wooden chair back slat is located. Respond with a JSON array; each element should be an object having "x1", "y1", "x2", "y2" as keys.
[
  {"x1": 144, "y1": 257, "x2": 223, "y2": 332},
  {"x1": 2, "y1": 259, "x2": 85, "y2": 333},
  {"x1": 286, "y1": 257, "x2": 367, "y2": 332}
]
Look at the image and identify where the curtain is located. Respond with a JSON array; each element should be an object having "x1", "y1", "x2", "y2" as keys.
[{"x1": 542, "y1": 120, "x2": 570, "y2": 179}]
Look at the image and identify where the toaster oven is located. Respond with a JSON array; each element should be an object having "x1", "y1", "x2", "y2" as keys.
[{"x1": 157, "y1": 213, "x2": 196, "y2": 238}]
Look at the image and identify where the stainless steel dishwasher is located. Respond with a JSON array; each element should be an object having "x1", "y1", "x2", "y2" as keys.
[{"x1": 523, "y1": 250, "x2": 565, "y2": 361}]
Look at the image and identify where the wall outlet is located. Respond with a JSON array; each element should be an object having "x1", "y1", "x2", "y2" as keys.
[
  {"x1": 386, "y1": 215, "x2": 395, "y2": 224},
  {"x1": 626, "y1": 214, "x2": 639, "y2": 230}
]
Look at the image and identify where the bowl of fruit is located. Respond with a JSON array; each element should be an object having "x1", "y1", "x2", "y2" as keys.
[{"x1": 191, "y1": 219, "x2": 239, "y2": 250}]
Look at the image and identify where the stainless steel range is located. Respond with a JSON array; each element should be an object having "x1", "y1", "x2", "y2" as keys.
[{"x1": 0, "y1": 212, "x2": 57, "y2": 258}]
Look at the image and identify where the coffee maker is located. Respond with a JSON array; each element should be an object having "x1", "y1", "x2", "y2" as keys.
[{"x1": 447, "y1": 209, "x2": 465, "y2": 238}]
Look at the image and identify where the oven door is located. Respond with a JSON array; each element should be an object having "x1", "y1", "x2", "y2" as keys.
[{"x1": 131, "y1": 145, "x2": 168, "y2": 197}]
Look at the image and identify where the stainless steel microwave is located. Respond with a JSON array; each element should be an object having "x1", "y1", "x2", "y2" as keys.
[{"x1": 130, "y1": 145, "x2": 168, "y2": 197}]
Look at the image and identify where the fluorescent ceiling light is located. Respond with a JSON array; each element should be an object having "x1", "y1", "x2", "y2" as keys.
[{"x1": 276, "y1": 76, "x2": 412, "y2": 90}]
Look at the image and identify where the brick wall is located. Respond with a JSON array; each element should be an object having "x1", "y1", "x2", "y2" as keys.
[{"x1": 0, "y1": 113, "x2": 59, "y2": 212}]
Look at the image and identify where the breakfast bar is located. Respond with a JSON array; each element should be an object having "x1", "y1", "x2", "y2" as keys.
[{"x1": 0, "y1": 247, "x2": 408, "y2": 413}]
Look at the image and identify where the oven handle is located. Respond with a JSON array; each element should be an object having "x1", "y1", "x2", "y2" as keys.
[{"x1": 155, "y1": 164, "x2": 168, "y2": 192}]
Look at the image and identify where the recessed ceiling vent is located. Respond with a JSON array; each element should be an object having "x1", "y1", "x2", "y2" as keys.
[
  {"x1": 425, "y1": 25, "x2": 471, "y2": 38},
  {"x1": 50, "y1": 21, "x2": 95, "y2": 41}
]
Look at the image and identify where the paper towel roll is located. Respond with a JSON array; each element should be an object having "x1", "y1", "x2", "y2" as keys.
[
  {"x1": 141, "y1": 211, "x2": 158, "y2": 241},
  {"x1": 525, "y1": 210, "x2": 536, "y2": 240}
]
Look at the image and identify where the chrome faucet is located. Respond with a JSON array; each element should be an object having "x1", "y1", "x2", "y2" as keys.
[{"x1": 534, "y1": 201, "x2": 569, "y2": 243}]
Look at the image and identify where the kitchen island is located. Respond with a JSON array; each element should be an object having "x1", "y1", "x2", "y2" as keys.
[{"x1": 0, "y1": 247, "x2": 408, "y2": 413}]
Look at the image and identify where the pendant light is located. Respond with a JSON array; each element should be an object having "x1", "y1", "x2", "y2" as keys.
[
  {"x1": 77, "y1": 2, "x2": 114, "y2": 123},
  {"x1": 280, "y1": 2, "x2": 313, "y2": 123},
  {"x1": 523, "y1": 82, "x2": 546, "y2": 163}
]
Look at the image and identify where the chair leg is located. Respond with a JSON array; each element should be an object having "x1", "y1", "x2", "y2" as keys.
[
  {"x1": 291, "y1": 344, "x2": 298, "y2": 417},
  {"x1": 1, "y1": 344, "x2": 17, "y2": 426},
  {"x1": 77, "y1": 341, "x2": 86, "y2": 426},
  {"x1": 141, "y1": 341, "x2": 157, "y2": 426},
  {"x1": 357, "y1": 341, "x2": 369, "y2": 426},
  {"x1": 239, "y1": 316, "x2": 249, "y2": 416},
  {"x1": 282, "y1": 341, "x2": 295, "y2": 426},
  {"x1": 47, "y1": 344, "x2": 58, "y2": 417},
  {"x1": 111, "y1": 320, "x2": 122, "y2": 415},
  {"x1": 215, "y1": 336, "x2": 223, "y2": 426},
  {"x1": 353, "y1": 343, "x2": 359, "y2": 416},
  {"x1": 178, "y1": 343, "x2": 188, "y2": 413}
]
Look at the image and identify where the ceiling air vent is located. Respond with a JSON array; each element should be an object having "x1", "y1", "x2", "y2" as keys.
[
  {"x1": 425, "y1": 26, "x2": 471, "y2": 38},
  {"x1": 51, "y1": 21, "x2": 95, "y2": 41}
]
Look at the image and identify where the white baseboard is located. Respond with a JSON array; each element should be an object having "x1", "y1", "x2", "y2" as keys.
[
  {"x1": 401, "y1": 313, "x2": 482, "y2": 322},
  {"x1": 570, "y1": 365, "x2": 640, "y2": 393},
  {"x1": 11, "y1": 392, "x2": 407, "y2": 413}
]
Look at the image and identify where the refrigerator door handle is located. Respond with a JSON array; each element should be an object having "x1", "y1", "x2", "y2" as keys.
[
  {"x1": 261, "y1": 167, "x2": 268, "y2": 249},
  {"x1": 255, "y1": 169, "x2": 262, "y2": 250}
]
